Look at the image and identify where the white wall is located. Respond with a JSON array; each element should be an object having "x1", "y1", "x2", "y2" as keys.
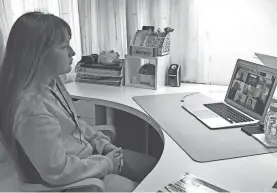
[{"x1": 196, "y1": 0, "x2": 277, "y2": 85}]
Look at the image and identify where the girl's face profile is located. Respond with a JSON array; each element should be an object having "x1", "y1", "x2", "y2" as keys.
[{"x1": 42, "y1": 31, "x2": 75, "y2": 76}]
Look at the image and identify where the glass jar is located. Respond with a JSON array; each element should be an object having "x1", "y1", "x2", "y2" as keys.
[{"x1": 264, "y1": 103, "x2": 277, "y2": 145}]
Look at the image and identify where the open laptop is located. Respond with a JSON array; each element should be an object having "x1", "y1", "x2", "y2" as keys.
[{"x1": 182, "y1": 59, "x2": 277, "y2": 129}]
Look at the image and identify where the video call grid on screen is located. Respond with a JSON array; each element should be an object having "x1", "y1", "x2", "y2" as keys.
[{"x1": 227, "y1": 62, "x2": 276, "y2": 116}]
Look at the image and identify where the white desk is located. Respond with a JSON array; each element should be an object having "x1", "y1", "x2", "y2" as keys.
[{"x1": 65, "y1": 82, "x2": 277, "y2": 192}]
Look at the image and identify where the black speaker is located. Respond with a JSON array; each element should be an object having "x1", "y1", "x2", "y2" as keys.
[{"x1": 167, "y1": 64, "x2": 181, "y2": 87}]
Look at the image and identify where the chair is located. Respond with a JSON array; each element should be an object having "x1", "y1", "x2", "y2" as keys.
[
  {"x1": 13, "y1": 125, "x2": 116, "y2": 192},
  {"x1": 19, "y1": 177, "x2": 104, "y2": 192}
]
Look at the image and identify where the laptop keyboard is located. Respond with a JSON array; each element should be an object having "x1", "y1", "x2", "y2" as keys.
[{"x1": 204, "y1": 103, "x2": 254, "y2": 123}]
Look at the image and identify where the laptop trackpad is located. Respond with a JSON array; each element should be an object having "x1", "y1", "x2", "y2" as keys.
[{"x1": 193, "y1": 110, "x2": 219, "y2": 119}]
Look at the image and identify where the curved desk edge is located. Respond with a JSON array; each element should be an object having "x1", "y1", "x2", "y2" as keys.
[{"x1": 70, "y1": 94, "x2": 165, "y2": 143}]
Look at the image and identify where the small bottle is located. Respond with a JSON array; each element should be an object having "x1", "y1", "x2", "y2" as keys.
[{"x1": 264, "y1": 103, "x2": 277, "y2": 145}]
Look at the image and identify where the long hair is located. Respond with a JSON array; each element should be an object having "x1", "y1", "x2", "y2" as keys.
[{"x1": 0, "y1": 11, "x2": 71, "y2": 156}]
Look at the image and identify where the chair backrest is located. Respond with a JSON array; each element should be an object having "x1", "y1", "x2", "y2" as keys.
[
  {"x1": 12, "y1": 141, "x2": 105, "y2": 192},
  {"x1": 13, "y1": 140, "x2": 51, "y2": 186},
  {"x1": 0, "y1": 138, "x2": 49, "y2": 190},
  {"x1": 0, "y1": 138, "x2": 8, "y2": 162}
]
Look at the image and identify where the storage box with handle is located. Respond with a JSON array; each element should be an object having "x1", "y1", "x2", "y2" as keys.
[{"x1": 129, "y1": 29, "x2": 171, "y2": 57}]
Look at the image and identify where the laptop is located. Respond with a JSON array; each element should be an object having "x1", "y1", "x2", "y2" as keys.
[{"x1": 182, "y1": 59, "x2": 277, "y2": 129}]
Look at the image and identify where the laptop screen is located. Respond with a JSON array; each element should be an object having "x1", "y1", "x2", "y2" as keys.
[{"x1": 225, "y1": 59, "x2": 277, "y2": 120}]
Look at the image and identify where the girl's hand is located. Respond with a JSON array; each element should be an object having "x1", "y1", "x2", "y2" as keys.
[
  {"x1": 106, "y1": 147, "x2": 123, "y2": 174},
  {"x1": 103, "y1": 143, "x2": 118, "y2": 155}
]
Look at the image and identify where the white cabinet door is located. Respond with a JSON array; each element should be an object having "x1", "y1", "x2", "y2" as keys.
[
  {"x1": 73, "y1": 99, "x2": 112, "y2": 126},
  {"x1": 79, "y1": 117, "x2": 96, "y2": 127},
  {"x1": 74, "y1": 100, "x2": 96, "y2": 119}
]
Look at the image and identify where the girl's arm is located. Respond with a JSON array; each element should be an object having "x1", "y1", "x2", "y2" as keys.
[{"x1": 15, "y1": 114, "x2": 113, "y2": 185}]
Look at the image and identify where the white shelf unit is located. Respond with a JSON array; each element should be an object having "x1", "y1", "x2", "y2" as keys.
[{"x1": 125, "y1": 54, "x2": 171, "y2": 90}]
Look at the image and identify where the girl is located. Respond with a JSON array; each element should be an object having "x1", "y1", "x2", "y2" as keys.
[{"x1": 0, "y1": 12, "x2": 156, "y2": 192}]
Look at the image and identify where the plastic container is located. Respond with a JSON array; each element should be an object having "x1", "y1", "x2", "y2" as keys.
[{"x1": 264, "y1": 103, "x2": 277, "y2": 145}]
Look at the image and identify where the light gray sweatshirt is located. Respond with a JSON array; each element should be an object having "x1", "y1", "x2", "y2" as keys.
[{"x1": 13, "y1": 77, "x2": 113, "y2": 186}]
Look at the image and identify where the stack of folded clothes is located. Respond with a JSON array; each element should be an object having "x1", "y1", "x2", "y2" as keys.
[{"x1": 75, "y1": 50, "x2": 124, "y2": 86}]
